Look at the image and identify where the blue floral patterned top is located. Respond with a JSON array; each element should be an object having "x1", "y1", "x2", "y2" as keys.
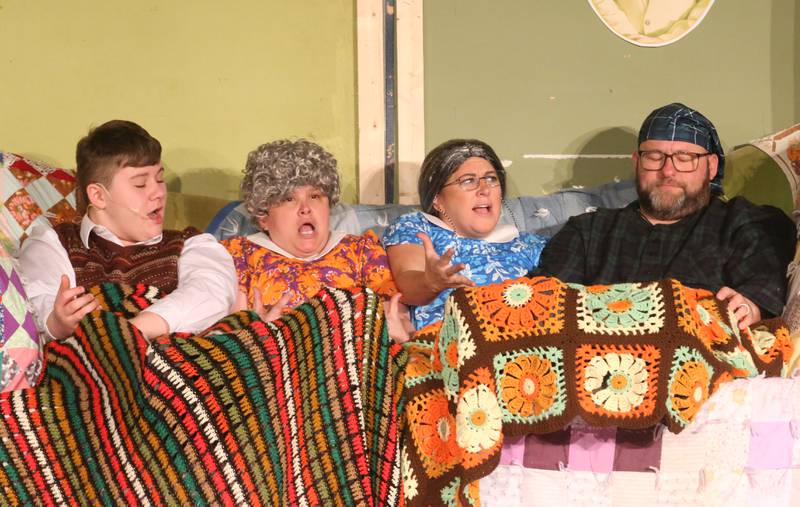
[{"x1": 382, "y1": 211, "x2": 547, "y2": 329}]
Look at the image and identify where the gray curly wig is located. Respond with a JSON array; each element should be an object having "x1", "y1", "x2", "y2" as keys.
[{"x1": 241, "y1": 139, "x2": 340, "y2": 218}]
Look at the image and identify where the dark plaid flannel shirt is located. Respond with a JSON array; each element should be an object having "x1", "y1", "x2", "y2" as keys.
[{"x1": 535, "y1": 197, "x2": 795, "y2": 318}]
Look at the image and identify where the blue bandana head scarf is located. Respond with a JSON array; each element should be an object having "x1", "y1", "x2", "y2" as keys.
[{"x1": 638, "y1": 103, "x2": 724, "y2": 194}]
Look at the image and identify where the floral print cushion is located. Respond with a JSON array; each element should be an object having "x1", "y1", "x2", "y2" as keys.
[
  {"x1": 0, "y1": 244, "x2": 41, "y2": 391},
  {"x1": 0, "y1": 151, "x2": 78, "y2": 255}
]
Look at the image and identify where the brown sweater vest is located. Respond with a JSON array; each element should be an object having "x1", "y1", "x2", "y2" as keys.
[{"x1": 55, "y1": 222, "x2": 200, "y2": 294}]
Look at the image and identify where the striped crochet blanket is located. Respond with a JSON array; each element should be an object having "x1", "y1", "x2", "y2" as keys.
[
  {"x1": 0, "y1": 283, "x2": 403, "y2": 506},
  {"x1": 400, "y1": 276, "x2": 792, "y2": 506}
]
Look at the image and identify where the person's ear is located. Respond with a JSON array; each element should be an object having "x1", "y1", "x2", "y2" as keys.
[
  {"x1": 432, "y1": 195, "x2": 442, "y2": 213},
  {"x1": 256, "y1": 214, "x2": 270, "y2": 232},
  {"x1": 707, "y1": 154, "x2": 719, "y2": 182},
  {"x1": 631, "y1": 150, "x2": 640, "y2": 169},
  {"x1": 86, "y1": 183, "x2": 107, "y2": 210}
]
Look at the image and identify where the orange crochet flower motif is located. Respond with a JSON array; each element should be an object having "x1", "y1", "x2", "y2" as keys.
[
  {"x1": 499, "y1": 353, "x2": 558, "y2": 419},
  {"x1": 746, "y1": 325, "x2": 793, "y2": 366},
  {"x1": 470, "y1": 276, "x2": 565, "y2": 341},
  {"x1": 776, "y1": 326, "x2": 794, "y2": 365},
  {"x1": 673, "y1": 281, "x2": 734, "y2": 351},
  {"x1": 444, "y1": 340, "x2": 459, "y2": 370},
  {"x1": 407, "y1": 389, "x2": 461, "y2": 478},
  {"x1": 404, "y1": 342, "x2": 435, "y2": 388},
  {"x1": 667, "y1": 347, "x2": 713, "y2": 427}
]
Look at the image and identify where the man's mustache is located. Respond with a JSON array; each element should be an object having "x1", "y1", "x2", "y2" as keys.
[{"x1": 655, "y1": 178, "x2": 684, "y2": 188}]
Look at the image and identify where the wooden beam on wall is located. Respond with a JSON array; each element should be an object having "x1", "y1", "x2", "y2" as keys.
[
  {"x1": 356, "y1": 0, "x2": 386, "y2": 204},
  {"x1": 357, "y1": 0, "x2": 424, "y2": 204},
  {"x1": 396, "y1": 0, "x2": 425, "y2": 204}
]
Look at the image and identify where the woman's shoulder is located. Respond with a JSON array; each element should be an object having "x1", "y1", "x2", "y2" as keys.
[
  {"x1": 221, "y1": 234, "x2": 275, "y2": 262},
  {"x1": 335, "y1": 231, "x2": 379, "y2": 252},
  {"x1": 464, "y1": 231, "x2": 545, "y2": 260},
  {"x1": 221, "y1": 234, "x2": 262, "y2": 249},
  {"x1": 382, "y1": 211, "x2": 432, "y2": 245},
  {"x1": 333, "y1": 231, "x2": 391, "y2": 262},
  {"x1": 517, "y1": 231, "x2": 547, "y2": 248},
  {"x1": 220, "y1": 235, "x2": 246, "y2": 254},
  {"x1": 389, "y1": 210, "x2": 428, "y2": 228}
]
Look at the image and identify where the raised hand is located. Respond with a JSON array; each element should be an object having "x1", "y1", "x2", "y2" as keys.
[
  {"x1": 253, "y1": 288, "x2": 293, "y2": 322},
  {"x1": 417, "y1": 232, "x2": 475, "y2": 293},
  {"x1": 46, "y1": 275, "x2": 99, "y2": 340},
  {"x1": 716, "y1": 286, "x2": 761, "y2": 330}
]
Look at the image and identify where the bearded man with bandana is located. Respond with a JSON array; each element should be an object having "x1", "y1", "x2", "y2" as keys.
[{"x1": 536, "y1": 103, "x2": 795, "y2": 330}]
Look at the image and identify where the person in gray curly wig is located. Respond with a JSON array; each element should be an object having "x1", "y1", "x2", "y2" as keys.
[
  {"x1": 241, "y1": 139, "x2": 340, "y2": 219},
  {"x1": 224, "y1": 138, "x2": 414, "y2": 342}
]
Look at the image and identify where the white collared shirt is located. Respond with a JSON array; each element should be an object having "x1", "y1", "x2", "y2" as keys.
[
  {"x1": 17, "y1": 216, "x2": 237, "y2": 340},
  {"x1": 244, "y1": 230, "x2": 348, "y2": 261},
  {"x1": 419, "y1": 212, "x2": 521, "y2": 243}
]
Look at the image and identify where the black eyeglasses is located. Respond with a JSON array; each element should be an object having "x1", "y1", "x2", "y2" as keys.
[
  {"x1": 442, "y1": 174, "x2": 501, "y2": 191},
  {"x1": 638, "y1": 150, "x2": 712, "y2": 172}
]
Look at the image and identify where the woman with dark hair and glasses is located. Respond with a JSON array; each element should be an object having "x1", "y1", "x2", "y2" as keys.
[{"x1": 382, "y1": 139, "x2": 547, "y2": 329}]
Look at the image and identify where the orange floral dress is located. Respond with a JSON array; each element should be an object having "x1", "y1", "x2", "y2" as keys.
[{"x1": 223, "y1": 230, "x2": 398, "y2": 308}]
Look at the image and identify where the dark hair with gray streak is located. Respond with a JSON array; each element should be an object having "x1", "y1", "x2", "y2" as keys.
[
  {"x1": 241, "y1": 139, "x2": 340, "y2": 218},
  {"x1": 417, "y1": 139, "x2": 506, "y2": 214}
]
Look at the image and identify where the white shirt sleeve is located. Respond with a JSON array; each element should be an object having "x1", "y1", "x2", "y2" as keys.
[
  {"x1": 15, "y1": 225, "x2": 76, "y2": 341},
  {"x1": 145, "y1": 232, "x2": 237, "y2": 334}
]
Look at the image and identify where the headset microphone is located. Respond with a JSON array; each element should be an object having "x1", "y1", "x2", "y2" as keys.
[{"x1": 94, "y1": 183, "x2": 151, "y2": 220}]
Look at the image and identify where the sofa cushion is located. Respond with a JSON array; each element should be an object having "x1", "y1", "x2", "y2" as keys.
[
  {"x1": 0, "y1": 151, "x2": 79, "y2": 254},
  {"x1": 207, "y1": 201, "x2": 419, "y2": 239},
  {"x1": 0, "y1": 244, "x2": 42, "y2": 391},
  {"x1": 207, "y1": 180, "x2": 638, "y2": 241},
  {"x1": 504, "y1": 180, "x2": 637, "y2": 238}
]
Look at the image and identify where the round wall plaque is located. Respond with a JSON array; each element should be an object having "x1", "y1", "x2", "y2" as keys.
[{"x1": 588, "y1": 0, "x2": 716, "y2": 47}]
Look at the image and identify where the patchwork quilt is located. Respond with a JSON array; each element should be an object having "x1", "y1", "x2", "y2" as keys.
[
  {"x1": 400, "y1": 276, "x2": 792, "y2": 506},
  {"x1": 0, "y1": 151, "x2": 78, "y2": 254},
  {"x1": 479, "y1": 376, "x2": 800, "y2": 506},
  {"x1": 0, "y1": 283, "x2": 403, "y2": 506},
  {"x1": 0, "y1": 246, "x2": 41, "y2": 392}
]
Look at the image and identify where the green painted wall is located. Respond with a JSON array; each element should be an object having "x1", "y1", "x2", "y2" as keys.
[
  {"x1": 424, "y1": 1, "x2": 799, "y2": 197},
  {"x1": 0, "y1": 0, "x2": 358, "y2": 203},
  {"x1": 797, "y1": 2, "x2": 800, "y2": 124}
]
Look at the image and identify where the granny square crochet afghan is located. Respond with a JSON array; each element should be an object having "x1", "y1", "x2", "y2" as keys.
[{"x1": 400, "y1": 276, "x2": 791, "y2": 506}]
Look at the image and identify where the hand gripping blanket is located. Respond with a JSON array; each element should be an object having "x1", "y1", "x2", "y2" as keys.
[
  {"x1": 399, "y1": 276, "x2": 793, "y2": 506},
  {"x1": 0, "y1": 283, "x2": 403, "y2": 506}
]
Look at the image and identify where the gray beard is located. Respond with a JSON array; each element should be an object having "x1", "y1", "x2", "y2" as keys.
[{"x1": 637, "y1": 181, "x2": 711, "y2": 221}]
